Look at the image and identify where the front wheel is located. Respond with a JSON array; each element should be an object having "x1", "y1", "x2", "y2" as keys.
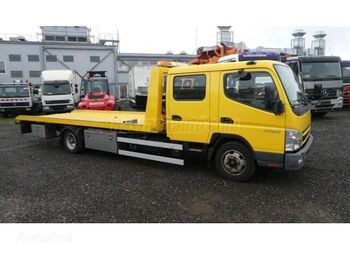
[
  {"x1": 215, "y1": 142, "x2": 255, "y2": 182},
  {"x1": 62, "y1": 129, "x2": 84, "y2": 154}
]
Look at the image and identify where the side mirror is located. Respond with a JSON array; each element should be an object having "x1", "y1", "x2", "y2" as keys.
[
  {"x1": 75, "y1": 87, "x2": 78, "y2": 93},
  {"x1": 75, "y1": 84, "x2": 78, "y2": 88},
  {"x1": 272, "y1": 100, "x2": 285, "y2": 115},
  {"x1": 265, "y1": 85, "x2": 284, "y2": 115}
]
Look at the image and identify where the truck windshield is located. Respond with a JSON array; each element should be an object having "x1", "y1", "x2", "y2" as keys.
[
  {"x1": 301, "y1": 62, "x2": 342, "y2": 79},
  {"x1": 274, "y1": 64, "x2": 309, "y2": 114},
  {"x1": 0, "y1": 86, "x2": 29, "y2": 97},
  {"x1": 85, "y1": 79, "x2": 109, "y2": 93},
  {"x1": 42, "y1": 82, "x2": 71, "y2": 95}
]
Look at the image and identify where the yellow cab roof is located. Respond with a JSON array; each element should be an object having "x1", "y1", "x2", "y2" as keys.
[{"x1": 167, "y1": 60, "x2": 286, "y2": 75}]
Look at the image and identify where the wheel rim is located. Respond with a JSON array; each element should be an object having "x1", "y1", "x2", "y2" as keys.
[
  {"x1": 65, "y1": 133, "x2": 76, "y2": 150},
  {"x1": 222, "y1": 150, "x2": 246, "y2": 176}
]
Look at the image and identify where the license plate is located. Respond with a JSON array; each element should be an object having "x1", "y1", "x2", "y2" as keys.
[
  {"x1": 321, "y1": 101, "x2": 331, "y2": 105},
  {"x1": 89, "y1": 102, "x2": 104, "y2": 106}
]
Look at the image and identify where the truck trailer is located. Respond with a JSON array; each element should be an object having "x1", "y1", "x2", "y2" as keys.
[{"x1": 16, "y1": 60, "x2": 313, "y2": 181}]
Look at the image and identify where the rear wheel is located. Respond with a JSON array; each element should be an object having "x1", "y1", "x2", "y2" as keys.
[
  {"x1": 62, "y1": 129, "x2": 84, "y2": 154},
  {"x1": 215, "y1": 142, "x2": 255, "y2": 181}
]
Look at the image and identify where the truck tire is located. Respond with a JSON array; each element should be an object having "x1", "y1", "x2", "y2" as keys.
[
  {"x1": 62, "y1": 129, "x2": 84, "y2": 154},
  {"x1": 215, "y1": 142, "x2": 255, "y2": 182}
]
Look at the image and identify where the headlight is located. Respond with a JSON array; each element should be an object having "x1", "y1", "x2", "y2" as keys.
[{"x1": 285, "y1": 129, "x2": 302, "y2": 152}]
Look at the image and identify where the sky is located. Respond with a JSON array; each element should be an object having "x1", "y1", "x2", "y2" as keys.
[{"x1": 1, "y1": 0, "x2": 350, "y2": 58}]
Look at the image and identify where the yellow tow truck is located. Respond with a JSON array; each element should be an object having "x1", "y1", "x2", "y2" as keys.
[{"x1": 16, "y1": 60, "x2": 313, "y2": 181}]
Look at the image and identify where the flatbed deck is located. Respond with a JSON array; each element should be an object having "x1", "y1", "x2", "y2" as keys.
[{"x1": 16, "y1": 110, "x2": 162, "y2": 132}]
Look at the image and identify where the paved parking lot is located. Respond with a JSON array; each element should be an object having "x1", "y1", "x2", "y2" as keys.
[{"x1": 0, "y1": 111, "x2": 349, "y2": 222}]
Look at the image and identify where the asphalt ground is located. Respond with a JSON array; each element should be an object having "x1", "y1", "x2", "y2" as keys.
[{"x1": 0, "y1": 110, "x2": 349, "y2": 223}]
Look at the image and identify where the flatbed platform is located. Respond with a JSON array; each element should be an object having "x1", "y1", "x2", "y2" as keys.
[{"x1": 16, "y1": 110, "x2": 163, "y2": 133}]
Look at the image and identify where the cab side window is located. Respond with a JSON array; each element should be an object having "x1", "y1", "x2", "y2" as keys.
[
  {"x1": 224, "y1": 71, "x2": 278, "y2": 112},
  {"x1": 173, "y1": 75, "x2": 206, "y2": 101}
]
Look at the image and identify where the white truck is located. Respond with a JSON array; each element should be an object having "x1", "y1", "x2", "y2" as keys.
[
  {"x1": 127, "y1": 65, "x2": 153, "y2": 109},
  {"x1": 40, "y1": 70, "x2": 81, "y2": 113}
]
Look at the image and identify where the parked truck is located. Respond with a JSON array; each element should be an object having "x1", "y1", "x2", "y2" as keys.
[
  {"x1": 0, "y1": 82, "x2": 41, "y2": 117},
  {"x1": 41, "y1": 70, "x2": 81, "y2": 113},
  {"x1": 16, "y1": 60, "x2": 312, "y2": 181},
  {"x1": 285, "y1": 56, "x2": 343, "y2": 117},
  {"x1": 341, "y1": 60, "x2": 350, "y2": 107},
  {"x1": 127, "y1": 65, "x2": 153, "y2": 109},
  {"x1": 78, "y1": 71, "x2": 116, "y2": 110}
]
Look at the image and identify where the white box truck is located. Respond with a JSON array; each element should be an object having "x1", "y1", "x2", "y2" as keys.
[
  {"x1": 128, "y1": 65, "x2": 153, "y2": 109},
  {"x1": 40, "y1": 70, "x2": 81, "y2": 113}
]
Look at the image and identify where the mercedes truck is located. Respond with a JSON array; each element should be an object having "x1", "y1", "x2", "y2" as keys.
[{"x1": 285, "y1": 56, "x2": 343, "y2": 117}]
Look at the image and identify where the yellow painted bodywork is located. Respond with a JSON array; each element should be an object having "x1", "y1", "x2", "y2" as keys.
[
  {"x1": 16, "y1": 67, "x2": 169, "y2": 133},
  {"x1": 17, "y1": 61, "x2": 311, "y2": 156}
]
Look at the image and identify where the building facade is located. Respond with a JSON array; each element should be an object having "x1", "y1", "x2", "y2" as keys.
[{"x1": 0, "y1": 26, "x2": 195, "y2": 98}]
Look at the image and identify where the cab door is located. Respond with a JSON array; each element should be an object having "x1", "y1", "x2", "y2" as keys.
[
  {"x1": 218, "y1": 69, "x2": 286, "y2": 154},
  {"x1": 166, "y1": 73, "x2": 210, "y2": 143}
]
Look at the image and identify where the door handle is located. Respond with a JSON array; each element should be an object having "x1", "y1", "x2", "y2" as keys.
[
  {"x1": 220, "y1": 117, "x2": 234, "y2": 124},
  {"x1": 172, "y1": 115, "x2": 182, "y2": 121}
]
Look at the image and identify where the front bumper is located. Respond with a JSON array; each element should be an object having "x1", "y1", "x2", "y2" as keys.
[
  {"x1": 311, "y1": 98, "x2": 343, "y2": 112},
  {"x1": 0, "y1": 107, "x2": 33, "y2": 113},
  {"x1": 43, "y1": 104, "x2": 74, "y2": 113},
  {"x1": 284, "y1": 134, "x2": 313, "y2": 171}
]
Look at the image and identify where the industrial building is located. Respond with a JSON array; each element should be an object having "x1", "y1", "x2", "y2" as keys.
[{"x1": 0, "y1": 26, "x2": 195, "y2": 99}]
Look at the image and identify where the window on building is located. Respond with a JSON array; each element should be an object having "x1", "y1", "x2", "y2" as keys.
[
  {"x1": 68, "y1": 36, "x2": 77, "y2": 42},
  {"x1": 28, "y1": 55, "x2": 40, "y2": 62},
  {"x1": 173, "y1": 75, "x2": 206, "y2": 101},
  {"x1": 44, "y1": 35, "x2": 54, "y2": 41},
  {"x1": 29, "y1": 71, "x2": 41, "y2": 78},
  {"x1": 78, "y1": 37, "x2": 87, "y2": 42},
  {"x1": 9, "y1": 54, "x2": 21, "y2": 62},
  {"x1": 10, "y1": 71, "x2": 23, "y2": 78},
  {"x1": 55, "y1": 36, "x2": 65, "y2": 41},
  {"x1": 0, "y1": 62, "x2": 5, "y2": 73},
  {"x1": 46, "y1": 55, "x2": 57, "y2": 62},
  {"x1": 223, "y1": 71, "x2": 278, "y2": 112},
  {"x1": 63, "y1": 55, "x2": 74, "y2": 62},
  {"x1": 90, "y1": 56, "x2": 100, "y2": 63}
]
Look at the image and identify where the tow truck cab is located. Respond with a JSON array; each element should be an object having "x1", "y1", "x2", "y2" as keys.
[
  {"x1": 16, "y1": 60, "x2": 312, "y2": 181},
  {"x1": 78, "y1": 71, "x2": 115, "y2": 110}
]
